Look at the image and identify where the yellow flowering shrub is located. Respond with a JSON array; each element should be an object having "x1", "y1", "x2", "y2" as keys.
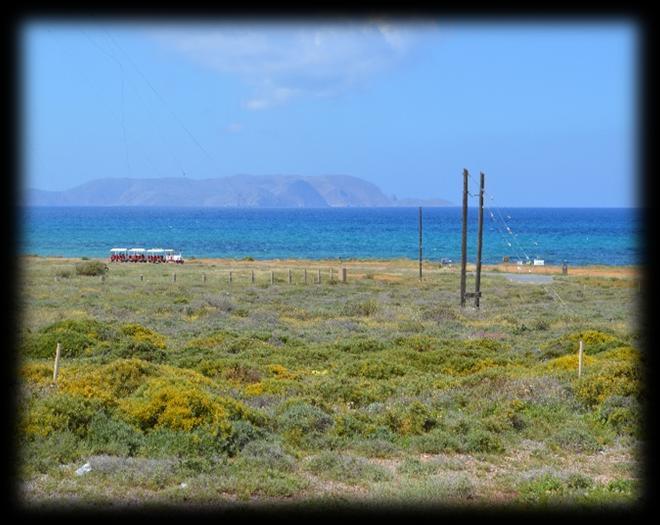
[
  {"x1": 184, "y1": 331, "x2": 231, "y2": 350},
  {"x1": 59, "y1": 358, "x2": 158, "y2": 405},
  {"x1": 573, "y1": 347, "x2": 641, "y2": 407},
  {"x1": 544, "y1": 354, "x2": 595, "y2": 373},
  {"x1": 20, "y1": 362, "x2": 54, "y2": 386},
  {"x1": 117, "y1": 376, "x2": 263, "y2": 435},
  {"x1": 268, "y1": 364, "x2": 298, "y2": 380},
  {"x1": 121, "y1": 323, "x2": 166, "y2": 349}
]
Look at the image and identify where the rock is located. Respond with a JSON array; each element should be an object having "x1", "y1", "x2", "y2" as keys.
[
  {"x1": 75, "y1": 462, "x2": 92, "y2": 476},
  {"x1": 179, "y1": 482, "x2": 188, "y2": 489}
]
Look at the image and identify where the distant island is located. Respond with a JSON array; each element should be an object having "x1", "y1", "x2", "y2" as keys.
[{"x1": 25, "y1": 174, "x2": 453, "y2": 208}]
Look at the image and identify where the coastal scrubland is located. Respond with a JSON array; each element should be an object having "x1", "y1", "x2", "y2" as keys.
[{"x1": 16, "y1": 256, "x2": 644, "y2": 509}]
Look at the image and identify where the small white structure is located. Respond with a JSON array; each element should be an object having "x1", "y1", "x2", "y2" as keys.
[{"x1": 533, "y1": 259, "x2": 545, "y2": 266}]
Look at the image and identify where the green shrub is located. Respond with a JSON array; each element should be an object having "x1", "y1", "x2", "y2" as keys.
[
  {"x1": 351, "y1": 438, "x2": 399, "y2": 458},
  {"x1": 86, "y1": 411, "x2": 145, "y2": 456},
  {"x1": 342, "y1": 299, "x2": 379, "y2": 317},
  {"x1": 464, "y1": 428, "x2": 504, "y2": 453},
  {"x1": 23, "y1": 393, "x2": 105, "y2": 438},
  {"x1": 384, "y1": 401, "x2": 437, "y2": 436},
  {"x1": 346, "y1": 358, "x2": 406, "y2": 380},
  {"x1": 335, "y1": 337, "x2": 385, "y2": 354},
  {"x1": 22, "y1": 319, "x2": 116, "y2": 358},
  {"x1": 411, "y1": 428, "x2": 460, "y2": 454},
  {"x1": 55, "y1": 269, "x2": 73, "y2": 278},
  {"x1": 599, "y1": 395, "x2": 640, "y2": 435},
  {"x1": 75, "y1": 260, "x2": 108, "y2": 276},
  {"x1": 20, "y1": 430, "x2": 85, "y2": 476},
  {"x1": 276, "y1": 401, "x2": 333, "y2": 435},
  {"x1": 549, "y1": 424, "x2": 602, "y2": 453},
  {"x1": 139, "y1": 427, "x2": 229, "y2": 459}
]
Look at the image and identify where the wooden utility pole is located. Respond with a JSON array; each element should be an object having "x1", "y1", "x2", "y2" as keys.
[
  {"x1": 418, "y1": 206, "x2": 423, "y2": 281},
  {"x1": 460, "y1": 169, "x2": 468, "y2": 307},
  {"x1": 474, "y1": 172, "x2": 485, "y2": 307}
]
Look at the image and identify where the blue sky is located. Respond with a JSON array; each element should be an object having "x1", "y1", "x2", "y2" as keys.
[{"x1": 22, "y1": 19, "x2": 637, "y2": 206}]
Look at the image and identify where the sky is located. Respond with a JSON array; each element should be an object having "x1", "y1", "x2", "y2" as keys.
[{"x1": 22, "y1": 19, "x2": 637, "y2": 207}]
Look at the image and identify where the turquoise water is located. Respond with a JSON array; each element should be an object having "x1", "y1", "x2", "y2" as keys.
[{"x1": 20, "y1": 207, "x2": 641, "y2": 266}]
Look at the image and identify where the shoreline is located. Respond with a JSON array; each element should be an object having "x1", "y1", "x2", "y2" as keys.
[{"x1": 22, "y1": 255, "x2": 640, "y2": 279}]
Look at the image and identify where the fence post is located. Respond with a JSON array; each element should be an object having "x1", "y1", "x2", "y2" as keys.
[
  {"x1": 140, "y1": 274, "x2": 144, "y2": 282},
  {"x1": 173, "y1": 273, "x2": 176, "y2": 283},
  {"x1": 288, "y1": 269, "x2": 292, "y2": 284},
  {"x1": 578, "y1": 340, "x2": 584, "y2": 379},
  {"x1": 229, "y1": 271, "x2": 232, "y2": 284},
  {"x1": 304, "y1": 269, "x2": 307, "y2": 284},
  {"x1": 270, "y1": 271, "x2": 274, "y2": 285},
  {"x1": 317, "y1": 269, "x2": 321, "y2": 284},
  {"x1": 251, "y1": 270, "x2": 255, "y2": 284},
  {"x1": 342, "y1": 268, "x2": 347, "y2": 283},
  {"x1": 53, "y1": 342, "x2": 61, "y2": 384},
  {"x1": 202, "y1": 273, "x2": 206, "y2": 284}
]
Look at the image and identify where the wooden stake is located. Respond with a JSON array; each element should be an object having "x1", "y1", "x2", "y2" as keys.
[
  {"x1": 342, "y1": 267, "x2": 347, "y2": 283},
  {"x1": 317, "y1": 269, "x2": 321, "y2": 284},
  {"x1": 288, "y1": 269, "x2": 292, "y2": 284},
  {"x1": 578, "y1": 339, "x2": 584, "y2": 378},
  {"x1": 229, "y1": 271, "x2": 232, "y2": 284},
  {"x1": 251, "y1": 270, "x2": 255, "y2": 284},
  {"x1": 173, "y1": 273, "x2": 176, "y2": 283},
  {"x1": 53, "y1": 342, "x2": 61, "y2": 384},
  {"x1": 304, "y1": 269, "x2": 307, "y2": 284},
  {"x1": 270, "y1": 271, "x2": 274, "y2": 285},
  {"x1": 202, "y1": 273, "x2": 206, "y2": 283},
  {"x1": 140, "y1": 274, "x2": 144, "y2": 282}
]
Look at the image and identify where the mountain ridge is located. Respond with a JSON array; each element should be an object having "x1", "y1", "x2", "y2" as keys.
[{"x1": 24, "y1": 175, "x2": 453, "y2": 208}]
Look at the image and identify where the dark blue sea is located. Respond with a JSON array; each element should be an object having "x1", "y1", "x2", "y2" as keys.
[{"x1": 19, "y1": 207, "x2": 642, "y2": 266}]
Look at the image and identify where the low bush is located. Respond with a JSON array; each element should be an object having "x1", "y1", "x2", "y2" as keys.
[
  {"x1": 75, "y1": 260, "x2": 108, "y2": 276},
  {"x1": 86, "y1": 411, "x2": 145, "y2": 456},
  {"x1": 22, "y1": 319, "x2": 116, "y2": 358},
  {"x1": 342, "y1": 299, "x2": 379, "y2": 317},
  {"x1": 22, "y1": 393, "x2": 105, "y2": 438},
  {"x1": 306, "y1": 451, "x2": 392, "y2": 484},
  {"x1": 384, "y1": 401, "x2": 437, "y2": 436},
  {"x1": 276, "y1": 401, "x2": 333, "y2": 435}
]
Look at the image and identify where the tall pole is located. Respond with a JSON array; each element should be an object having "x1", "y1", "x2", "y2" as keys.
[
  {"x1": 475, "y1": 172, "x2": 485, "y2": 307},
  {"x1": 460, "y1": 169, "x2": 468, "y2": 307},
  {"x1": 418, "y1": 206, "x2": 423, "y2": 281}
]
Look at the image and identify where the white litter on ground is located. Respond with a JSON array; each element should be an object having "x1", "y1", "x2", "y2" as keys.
[{"x1": 75, "y1": 462, "x2": 92, "y2": 476}]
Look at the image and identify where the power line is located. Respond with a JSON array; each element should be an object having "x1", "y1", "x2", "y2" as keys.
[{"x1": 104, "y1": 30, "x2": 221, "y2": 175}]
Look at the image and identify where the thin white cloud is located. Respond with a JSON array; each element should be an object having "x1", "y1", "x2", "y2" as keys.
[{"x1": 149, "y1": 21, "x2": 431, "y2": 110}]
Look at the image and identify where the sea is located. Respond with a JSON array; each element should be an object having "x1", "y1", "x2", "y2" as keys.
[{"x1": 19, "y1": 207, "x2": 642, "y2": 266}]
